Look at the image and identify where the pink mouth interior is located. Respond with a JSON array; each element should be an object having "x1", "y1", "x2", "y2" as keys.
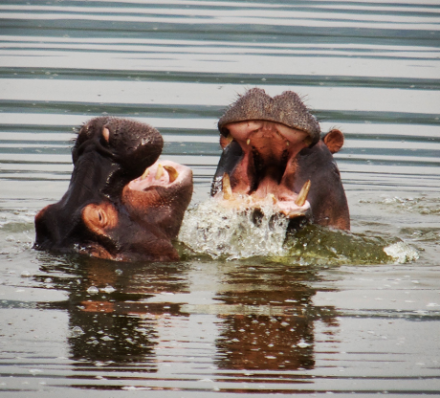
[
  {"x1": 127, "y1": 159, "x2": 191, "y2": 191},
  {"x1": 219, "y1": 120, "x2": 311, "y2": 217}
]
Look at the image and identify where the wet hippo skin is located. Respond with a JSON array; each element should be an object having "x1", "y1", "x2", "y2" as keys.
[
  {"x1": 34, "y1": 117, "x2": 193, "y2": 262},
  {"x1": 211, "y1": 88, "x2": 350, "y2": 230}
]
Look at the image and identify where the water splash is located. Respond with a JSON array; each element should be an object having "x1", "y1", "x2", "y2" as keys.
[
  {"x1": 179, "y1": 199, "x2": 419, "y2": 265},
  {"x1": 178, "y1": 197, "x2": 290, "y2": 260},
  {"x1": 384, "y1": 241, "x2": 419, "y2": 263}
]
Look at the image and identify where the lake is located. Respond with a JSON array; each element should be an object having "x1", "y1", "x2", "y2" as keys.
[{"x1": 0, "y1": 0, "x2": 440, "y2": 396}]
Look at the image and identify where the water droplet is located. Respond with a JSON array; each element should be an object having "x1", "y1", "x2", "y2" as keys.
[
  {"x1": 87, "y1": 286, "x2": 99, "y2": 295},
  {"x1": 103, "y1": 286, "x2": 116, "y2": 294}
]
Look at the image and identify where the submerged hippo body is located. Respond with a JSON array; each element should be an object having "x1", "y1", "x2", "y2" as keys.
[
  {"x1": 35, "y1": 117, "x2": 193, "y2": 262},
  {"x1": 211, "y1": 88, "x2": 349, "y2": 230}
]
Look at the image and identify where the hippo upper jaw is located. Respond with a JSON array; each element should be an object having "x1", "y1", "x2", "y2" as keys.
[{"x1": 218, "y1": 88, "x2": 320, "y2": 146}]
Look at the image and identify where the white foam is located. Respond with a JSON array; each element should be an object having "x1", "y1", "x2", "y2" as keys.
[
  {"x1": 178, "y1": 198, "x2": 289, "y2": 260},
  {"x1": 383, "y1": 241, "x2": 419, "y2": 263}
]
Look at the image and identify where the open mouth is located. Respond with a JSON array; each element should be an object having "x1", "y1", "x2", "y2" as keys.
[
  {"x1": 213, "y1": 120, "x2": 312, "y2": 218},
  {"x1": 128, "y1": 159, "x2": 192, "y2": 192}
]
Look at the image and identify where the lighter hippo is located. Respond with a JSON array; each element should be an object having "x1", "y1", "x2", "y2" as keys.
[{"x1": 211, "y1": 88, "x2": 349, "y2": 230}]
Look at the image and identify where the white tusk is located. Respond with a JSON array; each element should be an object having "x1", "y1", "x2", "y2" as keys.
[
  {"x1": 222, "y1": 173, "x2": 233, "y2": 200},
  {"x1": 163, "y1": 165, "x2": 179, "y2": 183},
  {"x1": 295, "y1": 180, "x2": 311, "y2": 207},
  {"x1": 140, "y1": 167, "x2": 150, "y2": 180},
  {"x1": 155, "y1": 164, "x2": 164, "y2": 180}
]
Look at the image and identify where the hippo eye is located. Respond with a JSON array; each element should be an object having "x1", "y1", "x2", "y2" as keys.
[
  {"x1": 94, "y1": 208, "x2": 106, "y2": 226},
  {"x1": 96, "y1": 209, "x2": 108, "y2": 226},
  {"x1": 82, "y1": 203, "x2": 118, "y2": 237}
]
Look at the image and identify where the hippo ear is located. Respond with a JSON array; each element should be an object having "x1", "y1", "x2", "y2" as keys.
[{"x1": 323, "y1": 129, "x2": 344, "y2": 154}]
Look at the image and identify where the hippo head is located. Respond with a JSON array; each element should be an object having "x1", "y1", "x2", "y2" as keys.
[
  {"x1": 35, "y1": 117, "x2": 193, "y2": 262},
  {"x1": 211, "y1": 88, "x2": 349, "y2": 230}
]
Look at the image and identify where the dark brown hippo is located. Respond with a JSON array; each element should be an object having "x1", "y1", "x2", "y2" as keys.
[
  {"x1": 34, "y1": 117, "x2": 193, "y2": 262},
  {"x1": 211, "y1": 88, "x2": 349, "y2": 230}
]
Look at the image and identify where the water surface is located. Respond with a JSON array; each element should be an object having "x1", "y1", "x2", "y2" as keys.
[{"x1": 1, "y1": 1, "x2": 440, "y2": 396}]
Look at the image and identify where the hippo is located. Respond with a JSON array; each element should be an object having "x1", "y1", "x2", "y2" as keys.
[
  {"x1": 211, "y1": 88, "x2": 349, "y2": 230},
  {"x1": 34, "y1": 117, "x2": 193, "y2": 262}
]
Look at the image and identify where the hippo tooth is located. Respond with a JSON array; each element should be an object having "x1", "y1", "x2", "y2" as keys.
[
  {"x1": 163, "y1": 165, "x2": 179, "y2": 183},
  {"x1": 222, "y1": 173, "x2": 233, "y2": 200},
  {"x1": 155, "y1": 164, "x2": 164, "y2": 180},
  {"x1": 225, "y1": 134, "x2": 234, "y2": 146},
  {"x1": 102, "y1": 127, "x2": 110, "y2": 142},
  {"x1": 140, "y1": 167, "x2": 150, "y2": 180},
  {"x1": 295, "y1": 180, "x2": 311, "y2": 207},
  {"x1": 269, "y1": 194, "x2": 278, "y2": 204},
  {"x1": 246, "y1": 138, "x2": 251, "y2": 145}
]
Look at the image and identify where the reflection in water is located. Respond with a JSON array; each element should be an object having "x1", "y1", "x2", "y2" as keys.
[
  {"x1": 214, "y1": 262, "x2": 337, "y2": 371},
  {"x1": 35, "y1": 254, "x2": 341, "y2": 375},
  {"x1": 68, "y1": 305, "x2": 158, "y2": 367},
  {"x1": 39, "y1": 257, "x2": 190, "y2": 367}
]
